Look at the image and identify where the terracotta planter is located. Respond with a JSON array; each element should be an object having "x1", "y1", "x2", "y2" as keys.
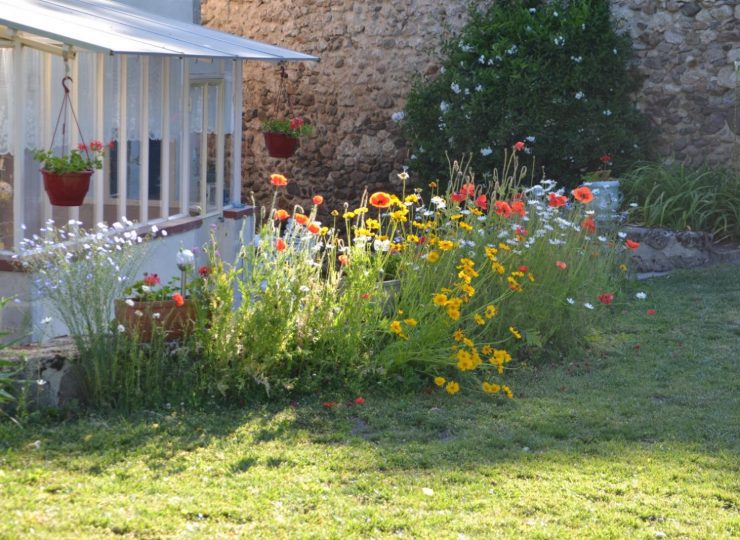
[
  {"x1": 263, "y1": 132, "x2": 299, "y2": 158},
  {"x1": 41, "y1": 169, "x2": 92, "y2": 206},
  {"x1": 114, "y1": 298, "x2": 196, "y2": 343}
]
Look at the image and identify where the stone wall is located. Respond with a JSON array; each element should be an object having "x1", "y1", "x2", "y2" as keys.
[{"x1": 201, "y1": 0, "x2": 738, "y2": 209}]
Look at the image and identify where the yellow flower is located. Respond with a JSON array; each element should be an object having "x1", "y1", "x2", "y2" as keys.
[
  {"x1": 450, "y1": 214, "x2": 463, "y2": 221},
  {"x1": 330, "y1": 210, "x2": 339, "y2": 217},
  {"x1": 456, "y1": 349, "x2": 475, "y2": 371},
  {"x1": 528, "y1": 272, "x2": 535, "y2": 283},
  {"x1": 498, "y1": 242, "x2": 511, "y2": 251},
  {"x1": 492, "y1": 349, "x2": 512, "y2": 364},
  {"x1": 445, "y1": 297, "x2": 462, "y2": 309},
  {"x1": 433, "y1": 293, "x2": 448, "y2": 306},
  {"x1": 509, "y1": 326, "x2": 522, "y2": 340},
  {"x1": 354, "y1": 207, "x2": 369, "y2": 215},
  {"x1": 343, "y1": 211, "x2": 356, "y2": 220},
  {"x1": 481, "y1": 344, "x2": 494, "y2": 356},
  {"x1": 438, "y1": 240, "x2": 455, "y2": 251},
  {"x1": 482, "y1": 382, "x2": 501, "y2": 394},
  {"x1": 447, "y1": 307, "x2": 461, "y2": 321},
  {"x1": 460, "y1": 283, "x2": 475, "y2": 297},
  {"x1": 474, "y1": 314, "x2": 485, "y2": 326},
  {"x1": 452, "y1": 329, "x2": 465, "y2": 342},
  {"x1": 429, "y1": 181, "x2": 438, "y2": 189},
  {"x1": 619, "y1": 263, "x2": 628, "y2": 272},
  {"x1": 502, "y1": 385, "x2": 514, "y2": 399},
  {"x1": 462, "y1": 337, "x2": 474, "y2": 348},
  {"x1": 492, "y1": 262, "x2": 505, "y2": 274},
  {"x1": 390, "y1": 210, "x2": 408, "y2": 222},
  {"x1": 390, "y1": 321, "x2": 403, "y2": 334},
  {"x1": 459, "y1": 222, "x2": 473, "y2": 232},
  {"x1": 404, "y1": 318, "x2": 417, "y2": 326},
  {"x1": 406, "y1": 234, "x2": 420, "y2": 243},
  {"x1": 404, "y1": 194, "x2": 419, "y2": 203},
  {"x1": 470, "y1": 207, "x2": 483, "y2": 216},
  {"x1": 485, "y1": 246, "x2": 498, "y2": 261},
  {"x1": 510, "y1": 271, "x2": 525, "y2": 278},
  {"x1": 445, "y1": 381, "x2": 460, "y2": 395},
  {"x1": 485, "y1": 305, "x2": 497, "y2": 318},
  {"x1": 434, "y1": 376, "x2": 446, "y2": 387},
  {"x1": 366, "y1": 218, "x2": 380, "y2": 230},
  {"x1": 427, "y1": 251, "x2": 440, "y2": 263}
]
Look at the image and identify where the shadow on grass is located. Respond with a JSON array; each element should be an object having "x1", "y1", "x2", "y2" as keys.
[{"x1": 1, "y1": 265, "x2": 738, "y2": 472}]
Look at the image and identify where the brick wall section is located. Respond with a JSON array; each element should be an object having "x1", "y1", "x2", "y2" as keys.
[{"x1": 201, "y1": 0, "x2": 738, "y2": 208}]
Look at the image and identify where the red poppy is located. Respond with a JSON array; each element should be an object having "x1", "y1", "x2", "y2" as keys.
[
  {"x1": 494, "y1": 200, "x2": 512, "y2": 218},
  {"x1": 515, "y1": 226, "x2": 528, "y2": 237},
  {"x1": 143, "y1": 273, "x2": 160, "y2": 286},
  {"x1": 518, "y1": 265, "x2": 529, "y2": 272},
  {"x1": 460, "y1": 183, "x2": 476, "y2": 198},
  {"x1": 451, "y1": 192, "x2": 466, "y2": 203},
  {"x1": 369, "y1": 192, "x2": 392, "y2": 208},
  {"x1": 312, "y1": 195, "x2": 324, "y2": 206},
  {"x1": 598, "y1": 292, "x2": 614, "y2": 305},
  {"x1": 338, "y1": 254, "x2": 349, "y2": 266},
  {"x1": 360, "y1": 293, "x2": 370, "y2": 300},
  {"x1": 572, "y1": 186, "x2": 594, "y2": 204},
  {"x1": 354, "y1": 397, "x2": 365, "y2": 405},
  {"x1": 513, "y1": 141, "x2": 525, "y2": 152},
  {"x1": 274, "y1": 209, "x2": 290, "y2": 221},
  {"x1": 599, "y1": 154, "x2": 612, "y2": 164},
  {"x1": 646, "y1": 308, "x2": 656, "y2": 316},
  {"x1": 294, "y1": 213, "x2": 309, "y2": 225},
  {"x1": 270, "y1": 174, "x2": 288, "y2": 187},
  {"x1": 548, "y1": 192, "x2": 567, "y2": 208},
  {"x1": 172, "y1": 292, "x2": 185, "y2": 307},
  {"x1": 581, "y1": 215, "x2": 597, "y2": 234},
  {"x1": 511, "y1": 201, "x2": 526, "y2": 217},
  {"x1": 198, "y1": 265, "x2": 210, "y2": 277},
  {"x1": 307, "y1": 222, "x2": 320, "y2": 234},
  {"x1": 474, "y1": 194, "x2": 487, "y2": 210},
  {"x1": 275, "y1": 238, "x2": 287, "y2": 252},
  {"x1": 322, "y1": 401, "x2": 336, "y2": 409},
  {"x1": 555, "y1": 261, "x2": 567, "y2": 270},
  {"x1": 625, "y1": 239, "x2": 640, "y2": 250}
]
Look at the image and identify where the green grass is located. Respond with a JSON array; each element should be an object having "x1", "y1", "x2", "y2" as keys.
[{"x1": 1, "y1": 265, "x2": 738, "y2": 539}]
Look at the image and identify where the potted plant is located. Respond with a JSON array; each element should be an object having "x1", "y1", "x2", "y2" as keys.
[
  {"x1": 115, "y1": 249, "x2": 199, "y2": 342},
  {"x1": 261, "y1": 117, "x2": 314, "y2": 158},
  {"x1": 33, "y1": 140, "x2": 106, "y2": 206}
]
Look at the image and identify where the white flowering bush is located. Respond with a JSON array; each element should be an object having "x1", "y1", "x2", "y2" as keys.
[{"x1": 403, "y1": 0, "x2": 650, "y2": 187}]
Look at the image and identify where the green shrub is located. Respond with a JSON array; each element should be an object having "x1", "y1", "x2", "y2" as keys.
[
  {"x1": 620, "y1": 163, "x2": 740, "y2": 241},
  {"x1": 403, "y1": 0, "x2": 650, "y2": 188}
]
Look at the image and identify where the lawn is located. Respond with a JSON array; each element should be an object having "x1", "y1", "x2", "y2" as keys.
[{"x1": 0, "y1": 264, "x2": 738, "y2": 539}]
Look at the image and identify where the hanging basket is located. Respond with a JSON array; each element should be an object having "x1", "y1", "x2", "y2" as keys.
[
  {"x1": 42, "y1": 169, "x2": 92, "y2": 206},
  {"x1": 263, "y1": 132, "x2": 300, "y2": 158}
]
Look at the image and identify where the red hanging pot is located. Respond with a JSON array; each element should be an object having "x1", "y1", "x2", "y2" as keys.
[
  {"x1": 41, "y1": 169, "x2": 92, "y2": 206},
  {"x1": 263, "y1": 132, "x2": 300, "y2": 158}
]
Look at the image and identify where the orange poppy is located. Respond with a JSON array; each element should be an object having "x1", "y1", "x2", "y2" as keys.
[
  {"x1": 474, "y1": 194, "x2": 487, "y2": 210},
  {"x1": 625, "y1": 239, "x2": 640, "y2": 250},
  {"x1": 494, "y1": 200, "x2": 512, "y2": 218},
  {"x1": 460, "y1": 183, "x2": 476, "y2": 197},
  {"x1": 172, "y1": 292, "x2": 185, "y2": 307},
  {"x1": 513, "y1": 141, "x2": 525, "y2": 151},
  {"x1": 270, "y1": 173, "x2": 288, "y2": 187},
  {"x1": 555, "y1": 261, "x2": 567, "y2": 270},
  {"x1": 307, "y1": 222, "x2": 320, "y2": 234},
  {"x1": 511, "y1": 200, "x2": 526, "y2": 217},
  {"x1": 275, "y1": 238, "x2": 287, "y2": 252},
  {"x1": 294, "y1": 213, "x2": 309, "y2": 225},
  {"x1": 548, "y1": 193, "x2": 567, "y2": 208},
  {"x1": 572, "y1": 186, "x2": 594, "y2": 204},
  {"x1": 312, "y1": 195, "x2": 324, "y2": 206},
  {"x1": 274, "y1": 209, "x2": 290, "y2": 221},
  {"x1": 369, "y1": 192, "x2": 392, "y2": 208},
  {"x1": 338, "y1": 254, "x2": 349, "y2": 266},
  {"x1": 581, "y1": 215, "x2": 597, "y2": 234}
]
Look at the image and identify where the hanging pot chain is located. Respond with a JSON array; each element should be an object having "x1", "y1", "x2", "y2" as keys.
[
  {"x1": 273, "y1": 63, "x2": 295, "y2": 120},
  {"x1": 49, "y1": 75, "x2": 91, "y2": 162}
]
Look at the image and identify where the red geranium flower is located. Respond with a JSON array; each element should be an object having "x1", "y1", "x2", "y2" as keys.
[
  {"x1": 274, "y1": 209, "x2": 290, "y2": 221},
  {"x1": 572, "y1": 186, "x2": 594, "y2": 204},
  {"x1": 312, "y1": 195, "x2": 324, "y2": 206},
  {"x1": 289, "y1": 117, "x2": 305, "y2": 130},
  {"x1": 548, "y1": 193, "x2": 567, "y2": 208},
  {"x1": 474, "y1": 194, "x2": 487, "y2": 210},
  {"x1": 143, "y1": 273, "x2": 160, "y2": 286},
  {"x1": 270, "y1": 173, "x2": 288, "y2": 187},
  {"x1": 172, "y1": 292, "x2": 185, "y2": 307},
  {"x1": 494, "y1": 200, "x2": 512, "y2": 218},
  {"x1": 513, "y1": 141, "x2": 525, "y2": 152},
  {"x1": 598, "y1": 292, "x2": 614, "y2": 305},
  {"x1": 369, "y1": 191, "x2": 392, "y2": 208},
  {"x1": 625, "y1": 239, "x2": 640, "y2": 250}
]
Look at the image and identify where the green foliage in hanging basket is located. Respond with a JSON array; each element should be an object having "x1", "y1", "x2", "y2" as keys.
[
  {"x1": 260, "y1": 117, "x2": 314, "y2": 138},
  {"x1": 33, "y1": 140, "x2": 107, "y2": 174}
]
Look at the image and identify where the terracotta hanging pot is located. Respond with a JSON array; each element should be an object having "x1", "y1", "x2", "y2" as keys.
[
  {"x1": 41, "y1": 169, "x2": 92, "y2": 206},
  {"x1": 114, "y1": 298, "x2": 196, "y2": 343},
  {"x1": 263, "y1": 132, "x2": 300, "y2": 158}
]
